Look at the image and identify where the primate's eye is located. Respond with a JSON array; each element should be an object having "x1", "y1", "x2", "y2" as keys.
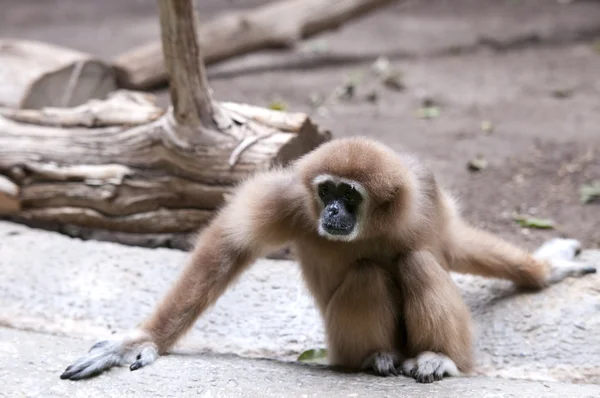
[
  {"x1": 344, "y1": 191, "x2": 354, "y2": 202},
  {"x1": 318, "y1": 183, "x2": 330, "y2": 199},
  {"x1": 344, "y1": 187, "x2": 359, "y2": 204}
]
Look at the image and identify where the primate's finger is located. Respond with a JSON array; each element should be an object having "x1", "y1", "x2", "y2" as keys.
[
  {"x1": 129, "y1": 361, "x2": 143, "y2": 371},
  {"x1": 61, "y1": 346, "x2": 125, "y2": 380},
  {"x1": 582, "y1": 266, "x2": 597, "y2": 275},
  {"x1": 64, "y1": 354, "x2": 121, "y2": 380},
  {"x1": 88, "y1": 340, "x2": 110, "y2": 353},
  {"x1": 60, "y1": 355, "x2": 99, "y2": 379},
  {"x1": 129, "y1": 345, "x2": 159, "y2": 372}
]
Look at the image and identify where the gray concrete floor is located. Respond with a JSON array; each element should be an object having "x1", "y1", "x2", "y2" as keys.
[
  {"x1": 1, "y1": 0, "x2": 600, "y2": 395},
  {"x1": 0, "y1": 221, "x2": 599, "y2": 396},
  {"x1": 2, "y1": 327, "x2": 599, "y2": 398}
]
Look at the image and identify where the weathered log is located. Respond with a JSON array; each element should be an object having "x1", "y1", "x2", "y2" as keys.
[
  {"x1": 0, "y1": 175, "x2": 20, "y2": 213},
  {"x1": 0, "y1": 90, "x2": 164, "y2": 127},
  {"x1": 113, "y1": 0, "x2": 397, "y2": 89},
  {"x1": 0, "y1": 39, "x2": 117, "y2": 109},
  {"x1": 0, "y1": 98, "x2": 329, "y2": 234},
  {"x1": 0, "y1": 0, "x2": 331, "y2": 247}
]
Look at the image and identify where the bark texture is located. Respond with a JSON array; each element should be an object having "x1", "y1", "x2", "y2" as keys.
[{"x1": 0, "y1": 0, "x2": 331, "y2": 247}]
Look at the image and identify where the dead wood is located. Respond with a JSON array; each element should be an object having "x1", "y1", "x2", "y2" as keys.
[
  {"x1": 0, "y1": 90, "x2": 164, "y2": 127},
  {"x1": 113, "y1": 0, "x2": 397, "y2": 89},
  {"x1": 0, "y1": 39, "x2": 117, "y2": 109},
  {"x1": 0, "y1": 0, "x2": 330, "y2": 243},
  {"x1": 0, "y1": 95, "x2": 329, "y2": 234}
]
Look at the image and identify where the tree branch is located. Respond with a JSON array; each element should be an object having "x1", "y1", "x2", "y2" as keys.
[
  {"x1": 157, "y1": 0, "x2": 215, "y2": 128},
  {"x1": 114, "y1": 0, "x2": 398, "y2": 89}
]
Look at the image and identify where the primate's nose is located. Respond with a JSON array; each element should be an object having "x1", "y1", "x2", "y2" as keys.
[{"x1": 328, "y1": 203, "x2": 339, "y2": 215}]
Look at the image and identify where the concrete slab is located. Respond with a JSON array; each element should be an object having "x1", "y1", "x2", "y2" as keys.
[
  {"x1": 2, "y1": 327, "x2": 599, "y2": 398},
  {"x1": 1, "y1": 0, "x2": 599, "y2": 394},
  {"x1": 1, "y1": 221, "x2": 598, "y2": 386}
]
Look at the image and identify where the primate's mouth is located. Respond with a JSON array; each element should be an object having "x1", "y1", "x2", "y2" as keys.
[{"x1": 322, "y1": 222, "x2": 353, "y2": 235}]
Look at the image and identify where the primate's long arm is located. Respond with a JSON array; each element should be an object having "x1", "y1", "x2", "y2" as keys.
[{"x1": 60, "y1": 169, "x2": 303, "y2": 380}]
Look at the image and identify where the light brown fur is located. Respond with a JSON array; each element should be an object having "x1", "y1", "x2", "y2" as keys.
[
  {"x1": 62, "y1": 136, "x2": 590, "y2": 382},
  {"x1": 141, "y1": 137, "x2": 550, "y2": 372}
]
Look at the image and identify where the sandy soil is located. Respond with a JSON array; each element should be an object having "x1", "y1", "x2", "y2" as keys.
[{"x1": 1, "y1": 0, "x2": 599, "y2": 250}]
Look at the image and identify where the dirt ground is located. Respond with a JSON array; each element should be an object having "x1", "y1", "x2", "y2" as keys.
[{"x1": 1, "y1": 0, "x2": 599, "y2": 251}]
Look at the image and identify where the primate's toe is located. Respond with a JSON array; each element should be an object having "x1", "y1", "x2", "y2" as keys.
[
  {"x1": 363, "y1": 351, "x2": 399, "y2": 377},
  {"x1": 416, "y1": 373, "x2": 434, "y2": 383},
  {"x1": 534, "y1": 238, "x2": 582, "y2": 262},
  {"x1": 402, "y1": 352, "x2": 459, "y2": 383}
]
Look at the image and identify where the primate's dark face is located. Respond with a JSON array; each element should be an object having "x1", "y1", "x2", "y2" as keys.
[{"x1": 313, "y1": 175, "x2": 365, "y2": 241}]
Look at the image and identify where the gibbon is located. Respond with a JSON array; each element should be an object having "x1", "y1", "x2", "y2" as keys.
[{"x1": 60, "y1": 137, "x2": 596, "y2": 383}]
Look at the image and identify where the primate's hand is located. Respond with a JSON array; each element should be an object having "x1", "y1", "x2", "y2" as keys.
[{"x1": 60, "y1": 330, "x2": 158, "y2": 380}]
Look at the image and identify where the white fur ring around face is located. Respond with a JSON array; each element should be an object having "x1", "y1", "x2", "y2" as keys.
[{"x1": 533, "y1": 238, "x2": 596, "y2": 284}]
